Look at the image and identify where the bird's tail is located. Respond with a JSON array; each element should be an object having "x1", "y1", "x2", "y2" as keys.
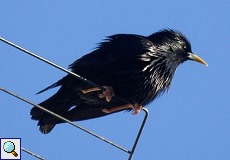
[{"x1": 31, "y1": 93, "x2": 72, "y2": 134}]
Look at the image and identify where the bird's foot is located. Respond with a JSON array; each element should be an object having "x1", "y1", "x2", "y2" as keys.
[
  {"x1": 98, "y1": 86, "x2": 114, "y2": 102},
  {"x1": 102, "y1": 103, "x2": 142, "y2": 114},
  {"x1": 132, "y1": 103, "x2": 142, "y2": 115},
  {"x1": 81, "y1": 86, "x2": 114, "y2": 102}
]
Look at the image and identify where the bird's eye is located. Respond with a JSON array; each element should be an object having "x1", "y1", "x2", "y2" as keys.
[{"x1": 183, "y1": 46, "x2": 187, "y2": 50}]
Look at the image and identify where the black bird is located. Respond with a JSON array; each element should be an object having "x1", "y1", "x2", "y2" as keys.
[{"x1": 31, "y1": 29, "x2": 208, "y2": 134}]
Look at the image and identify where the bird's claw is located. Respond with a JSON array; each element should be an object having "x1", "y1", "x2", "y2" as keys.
[
  {"x1": 81, "y1": 85, "x2": 114, "y2": 102},
  {"x1": 132, "y1": 103, "x2": 142, "y2": 115},
  {"x1": 98, "y1": 86, "x2": 114, "y2": 102}
]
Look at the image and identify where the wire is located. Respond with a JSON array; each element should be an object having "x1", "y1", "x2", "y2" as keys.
[
  {"x1": 21, "y1": 147, "x2": 46, "y2": 160},
  {"x1": 0, "y1": 88, "x2": 130, "y2": 153},
  {"x1": 128, "y1": 108, "x2": 148, "y2": 160},
  {"x1": 0, "y1": 36, "x2": 130, "y2": 104}
]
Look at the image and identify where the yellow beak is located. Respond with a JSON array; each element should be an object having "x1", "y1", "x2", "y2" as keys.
[{"x1": 187, "y1": 53, "x2": 208, "y2": 66}]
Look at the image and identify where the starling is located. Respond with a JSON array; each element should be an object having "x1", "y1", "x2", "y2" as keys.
[{"x1": 31, "y1": 29, "x2": 208, "y2": 134}]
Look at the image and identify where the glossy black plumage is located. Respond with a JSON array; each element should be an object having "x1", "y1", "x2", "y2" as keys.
[{"x1": 30, "y1": 29, "x2": 207, "y2": 134}]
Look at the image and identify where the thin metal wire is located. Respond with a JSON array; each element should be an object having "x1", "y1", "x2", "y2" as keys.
[
  {"x1": 0, "y1": 37, "x2": 102, "y2": 90},
  {"x1": 0, "y1": 36, "x2": 149, "y2": 159},
  {"x1": 0, "y1": 36, "x2": 130, "y2": 104},
  {"x1": 21, "y1": 147, "x2": 46, "y2": 160},
  {"x1": 128, "y1": 108, "x2": 148, "y2": 160},
  {"x1": 0, "y1": 87, "x2": 130, "y2": 153}
]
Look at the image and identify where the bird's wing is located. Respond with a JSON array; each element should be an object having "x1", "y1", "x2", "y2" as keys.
[
  {"x1": 37, "y1": 34, "x2": 155, "y2": 97},
  {"x1": 69, "y1": 34, "x2": 154, "y2": 80}
]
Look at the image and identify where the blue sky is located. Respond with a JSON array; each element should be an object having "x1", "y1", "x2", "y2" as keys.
[{"x1": 0, "y1": 1, "x2": 229, "y2": 160}]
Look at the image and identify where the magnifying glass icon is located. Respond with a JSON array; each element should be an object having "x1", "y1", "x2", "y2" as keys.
[{"x1": 3, "y1": 141, "x2": 18, "y2": 157}]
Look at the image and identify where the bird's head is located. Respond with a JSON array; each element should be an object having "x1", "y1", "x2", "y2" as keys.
[{"x1": 148, "y1": 29, "x2": 208, "y2": 67}]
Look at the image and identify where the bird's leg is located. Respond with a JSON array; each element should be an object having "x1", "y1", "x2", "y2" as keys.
[
  {"x1": 81, "y1": 86, "x2": 114, "y2": 102},
  {"x1": 102, "y1": 103, "x2": 142, "y2": 115},
  {"x1": 81, "y1": 87, "x2": 101, "y2": 94}
]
